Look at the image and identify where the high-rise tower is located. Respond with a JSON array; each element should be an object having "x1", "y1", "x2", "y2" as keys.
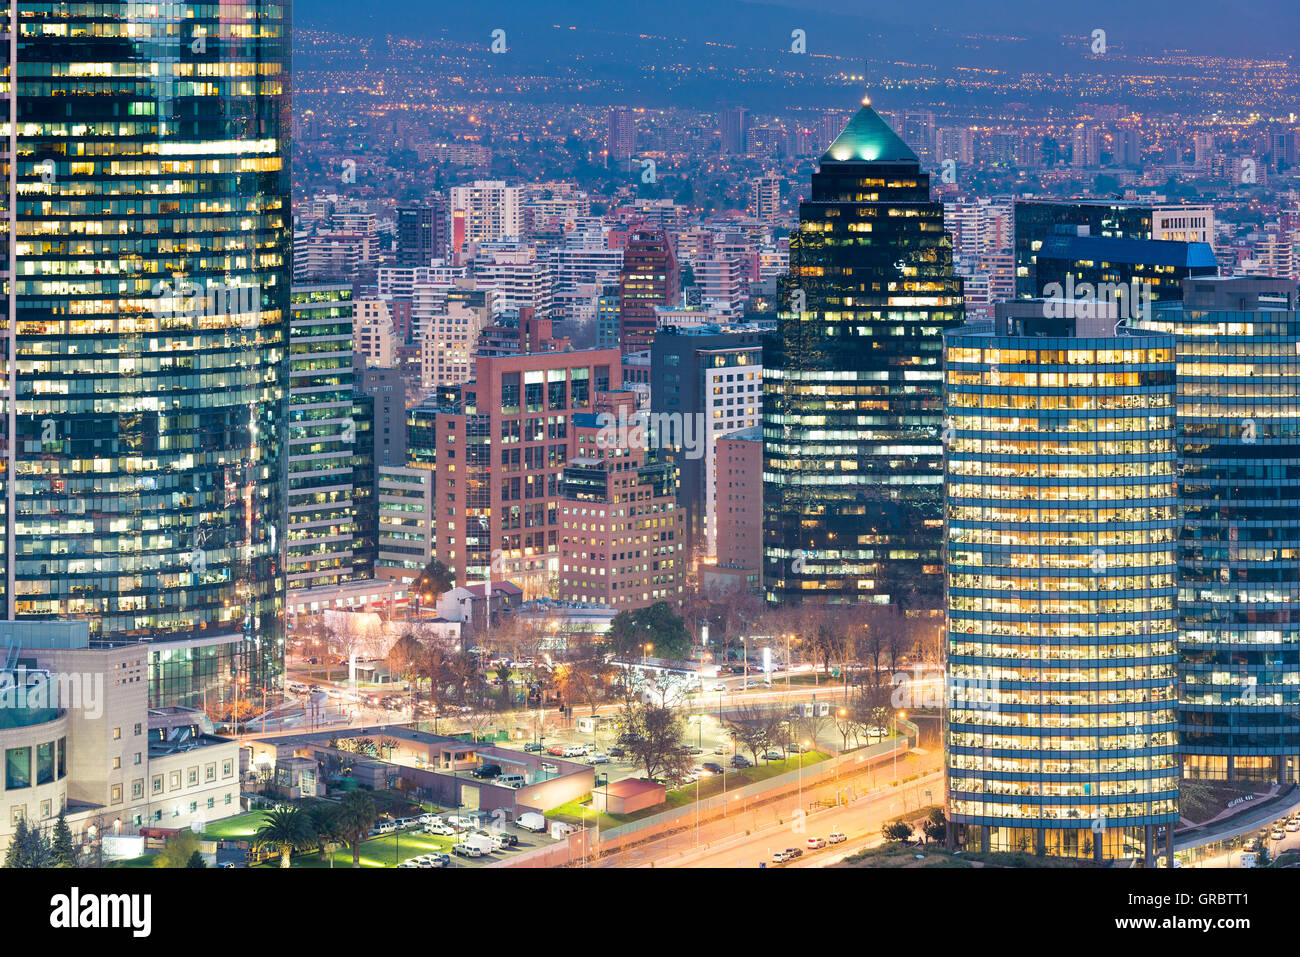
[
  {"x1": 763, "y1": 98, "x2": 964, "y2": 607},
  {"x1": 3, "y1": 3, "x2": 292, "y2": 707}
]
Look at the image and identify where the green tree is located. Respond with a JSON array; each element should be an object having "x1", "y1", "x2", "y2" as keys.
[
  {"x1": 617, "y1": 702, "x2": 690, "y2": 782},
  {"x1": 254, "y1": 806, "x2": 314, "y2": 869},
  {"x1": 412, "y1": 559, "x2": 454, "y2": 602},
  {"x1": 921, "y1": 807, "x2": 947, "y2": 844},
  {"x1": 50, "y1": 809, "x2": 76, "y2": 867},
  {"x1": 4, "y1": 817, "x2": 53, "y2": 868},
  {"x1": 307, "y1": 802, "x2": 345, "y2": 863},
  {"x1": 882, "y1": 820, "x2": 913, "y2": 843},
  {"x1": 336, "y1": 790, "x2": 378, "y2": 869},
  {"x1": 154, "y1": 830, "x2": 202, "y2": 868},
  {"x1": 186, "y1": 850, "x2": 207, "y2": 868},
  {"x1": 607, "y1": 602, "x2": 691, "y2": 660}
]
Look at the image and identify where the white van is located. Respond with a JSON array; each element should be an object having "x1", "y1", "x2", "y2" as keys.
[
  {"x1": 496, "y1": 773, "x2": 526, "y2": 789},
  {"x1": 563, "y1": 744, "x2": 588, "y2": 757},
  {"x1": 515, "y1": 812, "x2": 548, "y2": 832}
]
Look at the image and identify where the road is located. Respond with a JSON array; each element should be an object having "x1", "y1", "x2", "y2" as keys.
[{"x1": 591, "y1": 749, "x2": 943, "y2": 868}]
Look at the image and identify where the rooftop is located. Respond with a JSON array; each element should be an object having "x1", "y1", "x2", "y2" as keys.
[{"x1": 820, "y1": 101, "x2": 918, "y2": 166}]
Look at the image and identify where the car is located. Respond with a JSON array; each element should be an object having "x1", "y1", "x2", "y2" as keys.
[
  {"x1": 1287, "y1": 820, "x2": 1300, "y2": 832},
  {"x1": 471, "y1": 763, "x2": 502, "y2": 779},
  {"x1": 693, "y1": 765, "x2": 714, "y2": 778},
  {"x1": 772, "y1": 848, "x2": 795, "y2": 863},
  {"x1": 469, "y1": 832, "x2": 505, "y2": 851},
  {"x1": 496, "y1": 774, "x2": 527, "y2": 788},
  {"x1": 608, "y1": 746, "x2": 626, "y2": 758},
  {"x1": 445, "y1": 814, "x2": 476, "y2": 829},
  {"x1": 730, "y1": 755, "x2": 752, "y2": 769},
  {"x1": 417, "y1": 812, "x2": 442, "y2": 825},
  {"x1": 807, "y1": 836, "x2": 827, "y2": 849},
  {"x1": 706, "y1": 682, "x2": 727, "y2": 692},
  {"x1": 540, "y1": 761, "x2": 559, "y2": 773},
  {"x1": 787, "y1": 742, "x2": 807, "y2": 754},
  {"x1": 763, "y1": 750, "x2": 783, "y2": 760},
  {"x1": 1271, "y1": 828, "x2": 1286, "y2": 841},
  {"x1": 452, "y1": 843, "x2": 482, "y2": 858},
  {"x1": 424, "y1": 823, "x2": 455, "y2": 836},
  {"x1": 867, "y1": 727, "x2": 888, "y2": 738},
  {"x1": 1244, "y1": 839, "x2": 1261, "y2": 853},
  {"x1": 702, "y1": 762, "x2": 725, "y2": 775},
  {"x1": 587, "y1": 753, "x2": 610, "y2": 765},
  {"x1": 397, "y1": 859, "x2": 421, "y2": 868},
  {"x1": 546, "y1": 745, "x2": 566, "y2": 756},
  {"x1": 828, "y1": 832, "x2": 847, "y2": 845},
  {"x1": 523, "y1": 742, "x2": 544, "y2": 753},
  {"x1": 371, "y1": 821, "x2": 397, "y2": 835},
  {"x1": 682, "y1": 746, "x2": 703, "y2": 755},
  {"x1": 788, "y1": 847, "x2": 804, "y2": 858},
  {"x1": 562, "y1": 744, "x2": 588, "y2": 757}
]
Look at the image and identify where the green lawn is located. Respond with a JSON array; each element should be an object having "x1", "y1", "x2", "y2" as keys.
[
  {"x1": 262, "y1": 828, "x2": 458, "y2": 869},
  {"x1": 201, "y1": 810, "x2": 268, "y2": 842},
  {"x1": 547, "y1": 752, "x2": 830, "y2": 832}
]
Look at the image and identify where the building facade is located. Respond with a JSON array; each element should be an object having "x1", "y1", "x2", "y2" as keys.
[
  {"x1": 764, "y1": 100, "x2": 964, "y2": 607},
  {"x1": 1139, "y1": 277, "x2": 1300, "y2": 784},
  {"x1": 944, "y1": 307, "x2": 1180, "y2": 862},
  {"x1": 4, "y1": 2, "x2": 292, "y2": 704}
]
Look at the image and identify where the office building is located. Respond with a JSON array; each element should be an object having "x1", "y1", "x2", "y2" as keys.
[
  {"x1": 748, "y1": 173, "x2": 781, "y2": 225},
  {"x1": 1014, "y1": 200, "x2": 1216, "y2": 299},
  {"x1": 4, "y1": 1, "x2": 292, "y2": 704},
  {"x1": 721, "y1": 107, "x2": 749, "y2": 154},
  {"x1": 945, "y1": 303, "x2": 1180, "y2": 862},
  {"x1": 1138, "y1": 277, "x2": 1300, "y2": 784},
  {"x1": 397, "y1": 203, "x2": 441, "y2": 267},
  {"x1": 650, "y1": 329, "x2": 762, "y2": 565},
  {"x1": 557, "y1": 395, "x2": 685, "y2": 610},
  {"x1": 706, "y1": 426, "x2": 763, "y2": 594},
  {"x1": 1033, "y1": 236, "x2": 1219, "y2": 313},
  {"x1": 764, "y1": 98, "x2": 964, "y2": 607},
  {"x1": 618, "y1": 230, "x2": 680, "y2": 352},
  {"x1": 606, "y1": 109, "x2": 636, "y2": 163},
  {"x1": 288, "y1": 286, "x2": 360, "y2": 591}
]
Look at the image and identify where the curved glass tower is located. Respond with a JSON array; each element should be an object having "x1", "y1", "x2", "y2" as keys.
[
  {"x1": 1140, "y1": 277, "x2": 1300, "y2": 785},
  {"x1": 3, "y1": 3, "x2": 291, "y2": 704},
  {"x1": 764, "y1": 99, "x2": 964, "y2": 608},
  {"x1": 944, "y1": 309, "x2": 1180, "y2": 861}
]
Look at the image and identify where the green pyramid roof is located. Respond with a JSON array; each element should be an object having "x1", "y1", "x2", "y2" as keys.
[{"x1": 820, "y1": 101, "x2": 918, "y2": 165}]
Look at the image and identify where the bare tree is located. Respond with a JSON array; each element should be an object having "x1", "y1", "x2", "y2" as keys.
[
  {"x1": 617, "y1": 702, "x2": 689, "y2": 781},
  {"x1": 724, "y1": 703, "x2": 774, "y2": 765}
]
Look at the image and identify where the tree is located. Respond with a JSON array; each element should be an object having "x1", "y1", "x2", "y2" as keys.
[
  {"x1": 254, "y1": 806, "x2": 314, "y2": 869},
  {"x1": 607, "y1": 602, "x2": 691, "y2": 661},
  {"x1": 4, "y1": 817, "x2": 52, "y2": 868},
  {"x1": 921, "y1": 808, "x2": 947, "y2": 844},
  {"x1": 725, "y1": 703, "x2": 775, "y2": 765},
  {"x1": 307, "y1": 802, "x2": 344, "y2": 863},
  {"x1": 186, "y1": 850, "x2": 207, "y2": 868},
  {"x1": 50, "y1": 809, "x2": 76, "y2": 867},
  {"x1": 154, "y1": 830, "x2": 202, "y2": 868},
  {"x1": 386, "y1": 633, "x2": 424, "y2": 684},
  {"x1": 412, "y1": 558, "x2": 454, "y2": 603},
  {"x1": 337, "y1": 790, "x2": 378, "y2": 869},
  {"x1": 617, "y1": 702, "x2": 689, "y2": 781},
  {"x1": 882, "y1": 820, "x2": 913, "y2": 843}
]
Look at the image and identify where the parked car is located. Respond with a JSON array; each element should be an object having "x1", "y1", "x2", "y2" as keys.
[
  {"x1": 523, "y1": 742, "x2": 544, "y2": 753},
  {"x1": 424, "y1": 822, "x2": 455, "y2": 836},
  {"x1": 496, "y1": 774, "x2": 527, "y2": 789},
  {"x1": 587, "y1": 753, "x2": 610, "y2": 765},
  {"x1": 417, "y1": 813, "x2": 442, "y2": 826},
  {"x1": 763, "y1": 750, "x2": 783, "y2": 760},
  {"x1": 702, "y1": 762, "x2": 725, "y2": 775},
  {"x1": 608, "y1": 746, "x2": 626, "y2": 758},
  {"x1": 772, "y1": 847, "x2": 802, "y2": 863},
  {"x1": 730, "y1": 755, "x2": 752, "y2": 769},
  {"x1": 1271, "y1": 828, "x2": 1286, "y2": 841},
  {"x1": 682, "y1": 745, "x2": 703, "y2": 755},
  {"x1": 471, "y1": 763, "x2": 502, "y2": 780},
  {"x1": 706, "y1": 682, "x2": 727, "y2": 692},
  {"x1": 371, "y1": 821, "x2": 397, "y2": 835},
  {"x1": 396, "y1": 859, "x2": 421, "y2": 868},
  {"x1": 563, "y1": 744, "x2": 588, "y2": 757},
  {"x1": 828, "y1": 832, "x2": 847, "y2": 845},
  {"x1": 515, "y1": 812, "x2": 548, "y2": 832},
  {"x1": 807, "y1": 836, "x2": 827, "y2": 850},
  {"x1": 693, "y1": 765, "x2": 714, "y2": 778},
  {"x1": 547, "y1": 745, "x2": 566, "y2": 756},
  {"x1": 1286, "y1": 820, "x2": 1300, "y2": 832},
  {"x1": 452, "y1": 843, "x2": 482, "y2": 858}
]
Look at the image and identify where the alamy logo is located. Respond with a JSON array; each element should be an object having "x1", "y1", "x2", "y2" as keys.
[
  {"x1": 151, "y1": 279, "x2": 261, "y2": 328},
  {"x1": 1040, "y1": 276, "x2": 1153, "y2": 322},
  {"x1": 594, "y1": 410, "x2": 707, "y2": 460},
  {"x1": 0, "y1": 643, "x2": 103, "y2": 719},
  {"x1": 49, "y1": 888, "x2": 151, "y2": 937}
]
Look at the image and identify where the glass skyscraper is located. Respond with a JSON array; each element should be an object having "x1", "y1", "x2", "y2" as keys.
[
  {"x1": 1139, "y1": 277, "x2": 1300, "y2": 785},
  {"x1": 944, "y1": 304, "x2": 1180, "y2": 862},
  {"x1": 4, "y1": 3, "x2": 291, "y2": 706},
  {"x1": 764, "y1": 99, "x2": 964, "y2": 607}
]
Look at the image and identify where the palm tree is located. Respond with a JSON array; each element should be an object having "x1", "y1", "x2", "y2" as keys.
[
  {"x1": 254, "y1": 806, "x2": 313, "y2": 869},
  {"x1": 336, "y1": 790, "x2": 378, "y2": 869},
  {"x1": 307, "y1": 802, "x2": 344, "y2": 864}
]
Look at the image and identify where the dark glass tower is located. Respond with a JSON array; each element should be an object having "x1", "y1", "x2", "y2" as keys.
[
  {"x1": 5, "y1": 3, "x2": 292, "y2": 706},
  {"x1": 1140, "y1": 277, "x2": 1300, "y2": 785},
  {"x1": 763, "y1": 99, "x2": 964, "y2": 607}
]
